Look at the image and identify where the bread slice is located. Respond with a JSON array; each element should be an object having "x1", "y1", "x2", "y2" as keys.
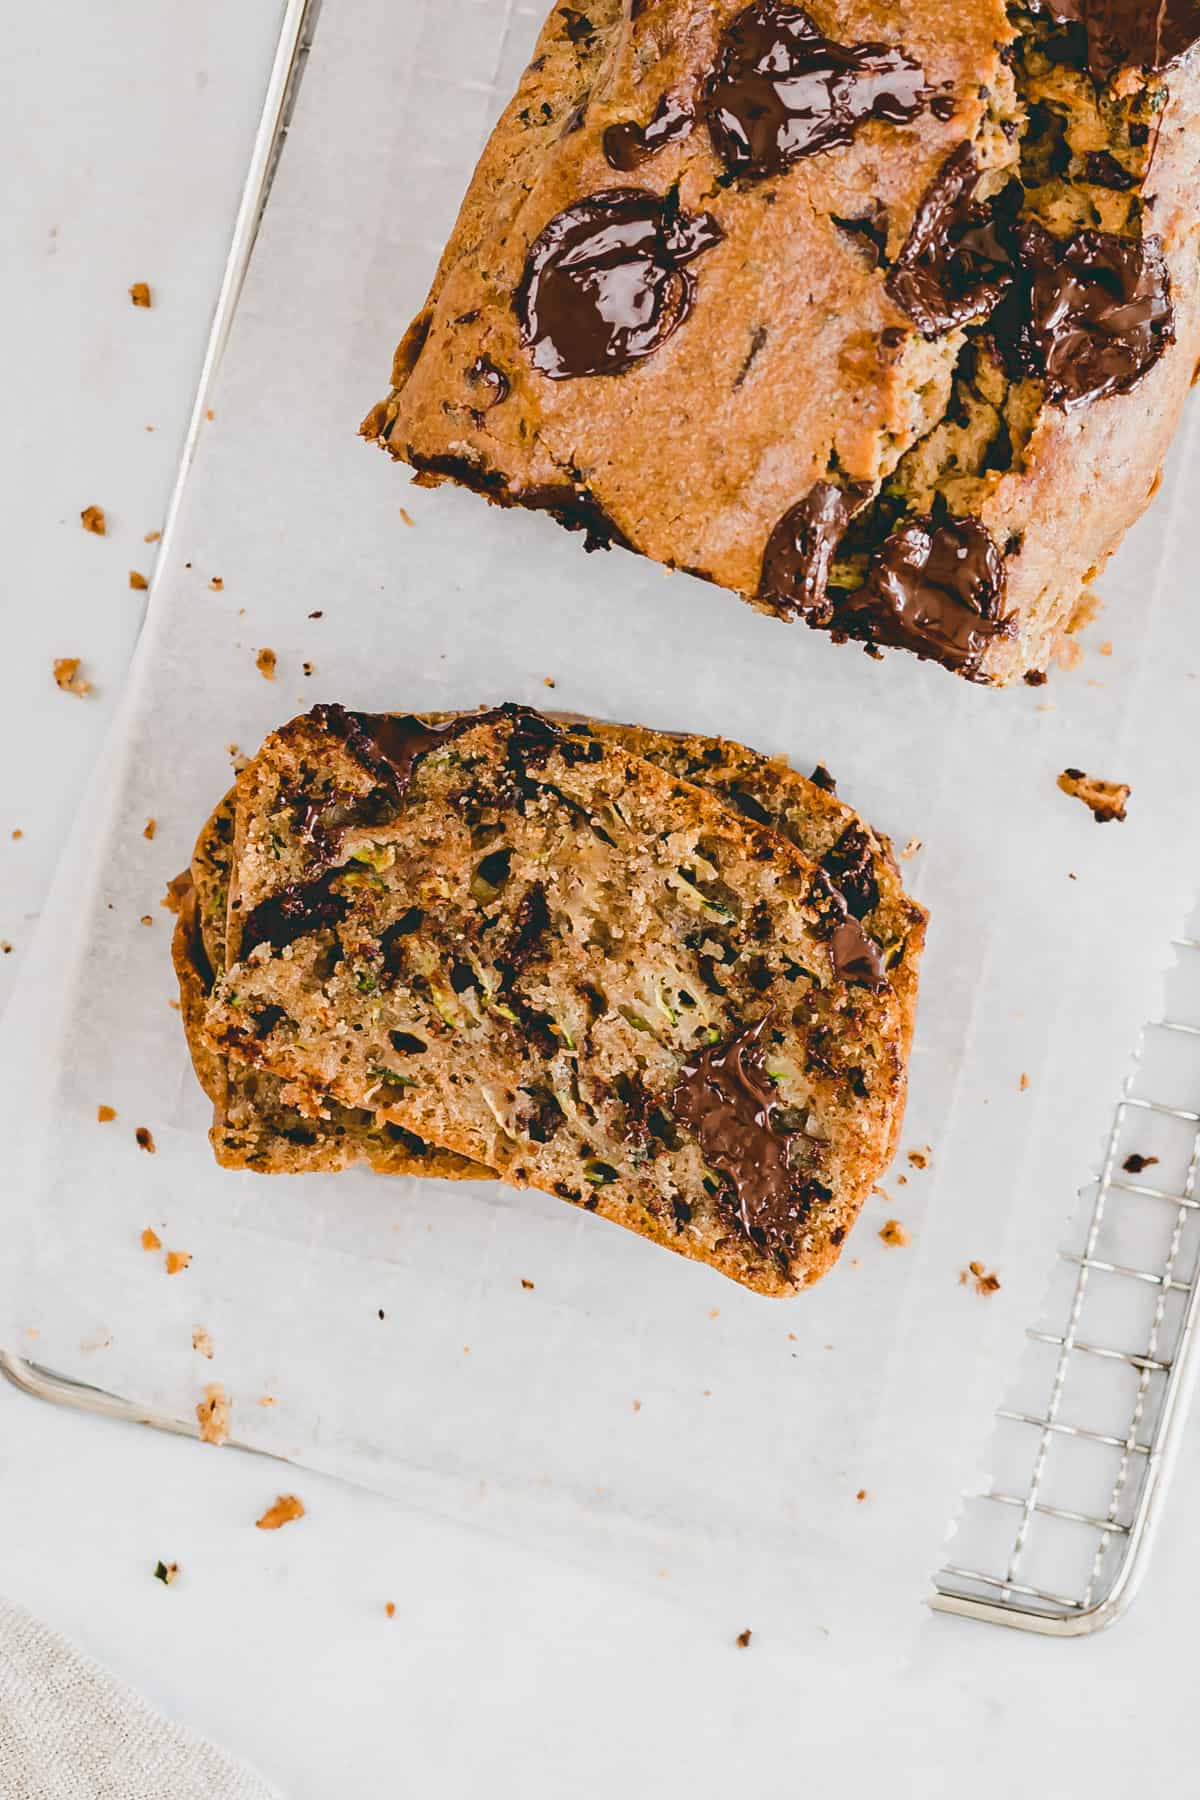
[
  {"x1": 204, "y1": 704, "x2": 910, "y2": 1294},
  {"x1": 180, "y1": 730, "x2": 925, "y2": 1192},
  {"x1": 170, "y1": 794, "x2": 482, "y2": 1179}
]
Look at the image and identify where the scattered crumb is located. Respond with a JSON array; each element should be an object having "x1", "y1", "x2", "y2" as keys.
[
  {"x1": 153, "y1": 1560, "x2": 179, "y2": 1585},
  {"x1": 145, "y1": 424, "x2": 154, "y2": 432},
  {"x1": 1098, "y1": 640, "x2": 1113, "y2": 657},
  {"x1": 1, "y1": 941, "x2": 11, "y2": 955},
  {"x1": 168, "y1": 998, "x2": 180, "y2": 1011},
  {"x1": 385, "y1": 1602, "x2": 396, "y2": 1619},
  {"x1": 1053, "y1": 635, "x2": 1084, "y2": 672},
  {"x1": 897, "y1": 1173, "x2": 907, "y2": 1186},
  {"x1": 192, "y1": 1326, "x2": 214, "y2": 1359},
  {"x1": 1058, "y1": 767, "x2": 1130, "y2": 824},
  {"x1": 259, "y1": 1395, "x2": 277, "y2": 1408},
  {"x1": 520, "y1": 1278, "x2": 534, "y2": 1290},
  {"x1": 462, "y1": 1345, "x2": 471, "y2": 1355},
  {"x1": 787, "y1": 1332, "x2": 797, "y2": 1342},
  {"x1": 97, "y1": 1105, "x2": 117, "y2": 1123},
  {"x1": 256, "y1": 1494, "x2": 304, "y2": 1531},
  {"x1": 209, "y1": 576, "x2": 224, "y2": 591},
  {"x1": 144, "y1": 530, "x2": 161, "y2": 543},
  {"x1": 543, "y1": 676, "x2": 556, "y2": 688},
  {"x1": 205, "y1": 408, "x2": 215, "y2": 422},
  {"x1": 900, "y1": 838, "x2": 921, "y2": 860},
  {"x1": 960, "y1": 1261, "x2": 1002, "y2": 1296},
  {"x1": 11, "y1": 829, "x2": 22, "y2": 839},
  {"x1": 165, "y1": 1250, "x2": 192, "y2": 1275},
  {"x1": 708, "y1": 1307, "x2": 720, "y2": 1319},
  {"x1": 398, "y1": 507, "x2": 414, "y2": 527},
  {"x1": 735, "y1": 1629, "x2": 752, "y2": 1649},
  {"x1": 129, "y1": 282, "x2": 152, "y2": 308},
  {"x1": 140, "y1": 1227, "x2": 161, "y2": 1252},
  {"x1": 906, "y1": 1147, "x2": 930, "y2": 1171},
  {"x1": 135, "y1": 1126, "x2": 156, "y2": 1153},
  {"x1": 302, "y1": 661, "x2": 314, "y2": 677},
  {"x1": 855, "y1": 1488, "x2": 867, "y2": 1502},
  {"x1": 878, "y1": 1219, "x2": 910, "y2": 1248},
  {"x1": 256, "y1": 647, "x2": 277, "y2": 681},
  {"x1": 1019, "y1": 1072, "x2": 1030, "y2": 1092},
  {"x1": 308, "y1": 609, "x2": 323, "y2": 619},
  {"x1": 1123, "y1": 1152, "x2": 1159, "y2": 1175},
  {"x1": 226, "y1": 743, "x2": 247, "y2": 771},
  {"x1": 80, "y1": 505, "x2": 107, "y2": 536},
  {"x1": 53, "y1": 657, "x2": 92, "y2": 697},
  {"x1": 143, "y1": 817, "x2": 157, "y2": 840},
  {"x1": 632, "y1": 1398, "x2": 642, "y2": 1413},
  {"x1": 139, "y1": 914, "x2": 153, "y2": 927},
  {"x1": 129, "y1": 570, "x2": 149, "y2": 592},
  {"x1": 196, "y1": 1383, "x2": 230, "y2": 1446}
]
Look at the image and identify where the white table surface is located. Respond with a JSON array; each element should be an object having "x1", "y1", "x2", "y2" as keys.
[{"x1": 2, "y1": 4, "x2": 1197, "y2": 1793}]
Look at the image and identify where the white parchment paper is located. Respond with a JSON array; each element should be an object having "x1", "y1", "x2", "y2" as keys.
[{"x1": 4, "y1": 0, "x2": 1200, "y2": 1665}]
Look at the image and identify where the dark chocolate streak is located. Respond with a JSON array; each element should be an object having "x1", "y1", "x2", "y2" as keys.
[
  {"x1": 465, "y1": 356, "x2": 509, "y2": 408},
  {"x1": 886, "y1": 143, "x2": 1015, "y2": 336},
  {"x1": 516, "y1": 189, "x2": 722, "y2": 378},
  {"x1": 671, "y1": 1014, "x2": 824, "y2": 1253},
  {"x1": 1027, "y1": 0, "x2": 1200, "y2": 79},
  {"x1": 406, "y1": 450, "x2": 630, "y2": 552},
  {"x1": 812, "y1": 871, "x2": 887, "y2": 990},
  {"x1": 703, "y1": 0, "x2": 927, "y2": 178},
  {"x1": 833, "y1": 516, "x2": 1015, "y2": 680},
  {"x1": 604, "y1": 93, "x2": 693, "y2": 170},
  {"x1": 1002, "y1": 221, "x2": 1174, "y2": 408},
  {"x1": 759, "y1": 480, "x2": 866, "y2": 623}
]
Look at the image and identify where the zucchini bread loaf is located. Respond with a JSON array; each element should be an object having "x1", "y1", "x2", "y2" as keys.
[
  {"x1": 363, "y1": 1, "x2": 1200, "y2": 684},
  {"x1": 185, "y1": 704, "x2": 926, "y2": 1294}
]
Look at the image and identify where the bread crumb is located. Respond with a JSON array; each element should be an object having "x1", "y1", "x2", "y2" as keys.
[
  {"x1": 11, "y1": 829, "x2": 22, "y2": 839},
  {"x1": 226, "y1": 743, "x2": 248, "y2": 772},
  {"x1": 1122, "y1": 1152, "x2": 1159, "y2": 1174},
  {"x1": 708, "y1": 1307, "x2": 720, "y2": 1319},
  {"x1": 140, "y1": 1227, "x2": 161, "y2": 1251},
  {"x1": 129, "y1": 281, "x2": 152, "y2": 308},
  {"x1": 256, "y1": 647, "x2": 277, "y2": 681},
  {"x1": 385, "y1": 1601, "x2": 396, "y2": 1618},
  {"x1": 520, "y1": 1277, "x2": 534, "y2": 1289},
  {"x1": 143, "y1": 817, "x2": 157, "y2": 840},
  {"x1": 1053, "y1": 635, "x2": 1084, "y2": 672},
  {"x1": 302, "y1": 661, "x2": 314, "y2": 677},
  {"x1": 165, "y1": 1250, "x2": 192, "y2": 1275},
  {"x1": 1058, "y1": 767, "x2": 1130, "y2": 823},
  {"x1": 308, "y1": 609, "x2": 323, "y2": 619},
  {"x1": 855, "y1": 1488, "x2": 868, "y2": 1502},
  {"x1": 960, "y1": 1261, "x2": 1002, "y2": 1296},
  {"x1": 256, "y1": 1494, "x2": 305, "y2": 1531},
  {"x1": 258, "y1": 1395, "x2": 277, "y2": 1408},
  {"x1": 53, "y1": 657, "x2": 93, "y2": 696},
  {"x1": 135, "y1": 1126, "x2": 156, "y2": 1153},
  {"x1": 1019, "y1": 1072, "x2": 1030, "y2": 1092},
  {"x1": 129, "y1": 570, "x2": 148, "y2": 591},
  {"x1": 196, "y1": 1383, "x2": 230, "y2": 1445},
  {"x1": 205, "y1": 409, "x2": 215, "y2": 422},
  {"x1": 192, "y1": 1326, "x2": 214, "y2": 1359},
  {"x1": 1098, "y1": 640, "x2": 1113, "y2": 656},
  {"x1": 144, "y1": 530, "x2": 161, "y2": 543},
  {"x1": 632, "y1": 1398, "x2": 642, "y2": 1412},
  {"x1": 906, "y1": 1146, "x2": 930, "y2": 1170},
  {"x1": 735, "y1": 1629, "x2": 752, "y2": 1648},
  {"x1": 209, "y1": 576, "x2": 223, "y2": 591},
  {"x1": 168, "y1": 998, "x2": 180, "y2": 1011},
  {"x1": 543, "y1": 676, "x2": 556, "y2": 688},
  {"x1": 80, "y1": 505, "x2": 107, "y2": 536},
  {"x1": 153, "y1": 1561, "x2": 179, "y2": 1585},
  {"x1": 1, "y1": 941, "x2": 12, "y2": 955},
  {"x1": 900, "y1": 838, "x2": 922, "y2": 860},
  {"x1": 878, "y1": 1219, "x2": 910, "y2": 1247},
  {"x1": 399, "y1": 507, "x2": 414, "y2": 527},
  {"x1": 97, "y1": 1105, "x2": 117, "y2": 1123},
  {"x1": 139, "y1": 914, "x2": 153, "y2": 927}
]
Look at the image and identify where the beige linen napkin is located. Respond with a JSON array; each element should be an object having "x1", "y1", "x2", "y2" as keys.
[{"x1": 0, "y1": 1598, "x2": 281, "y2": 1799}]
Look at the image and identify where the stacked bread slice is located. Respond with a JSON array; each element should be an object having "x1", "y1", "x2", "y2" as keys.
[{"x1": 172, "y1": 705, "x2": 925, "y2": 1295}]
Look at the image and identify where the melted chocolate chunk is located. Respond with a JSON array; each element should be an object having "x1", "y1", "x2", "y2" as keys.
[
  {"x1": 831, "y1": 203, "x2": 890, "y2": 269},
  {"x1": 312, "y1": 702, "x2": 560, "y2": 806},
  {"x1": 703, "y1": 1, "x2": 926, "y2": 179},
  {"x1": 821, "y1": 823, "x2": 880, "y2": 919},
  {"x1": 834, "y1": 515, "x2": 1016, "y2": 679},
  {"x1": 886, "y1": 143, "x2": 1015, "y2": 336},
  {"x1": 759, "y1": 481, "x2": 867, "y2": 623},
  {"x1": 1027, "y1": 0, "x2": 1200, "y2": 80},
  {"x1": 671, "y1": 1014, "x2": 818, "y2": 1253},
  {"x1": 241, "y1": 869, "x2": 350, "y2": 955},
  {"x1": 1083, "y1": 147, "x2": 1136, "y2": 189},
  {"x1": 1004, "y1": 221, "x2": 1174, "y2": 409},
  {"x1": 830, "y1": 917, "x2": 886, "y2": 988},
  {"x1": 558, "y1": 6, "x2": 594, "y2": 40},
  {"x1": 604, "y1": 93, "x2": 693, "y2": 170},
  {"x1": 516, "y1": 189, "x2": 722, "y2": 379},
  {"x1": 465, "y1": 356, "x2": 510, "y2": 408}
]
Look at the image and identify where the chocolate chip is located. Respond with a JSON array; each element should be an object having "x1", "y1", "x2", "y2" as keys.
[
  {"x1": 702, "y1": 1, "x2": 927, "y2": 179},
  {"x1": 831, "y1": 204, "x2": 890, "y2": 269},
  {"x1": 604, "y1": 92, "x2": 693, "y2": 170},
  {"x1": 516, "y1": 189, "x2": 722, "y2": 380},
  {"x1": 759, "y1": 481, "x2": 868, "y2": 623},
  {"x1": 833, "y1": 515, "x2": 1015, "y2": 679},
  {"x1": 465, "y1": 356, "x2": 510, "y2": 408},
  {"x1": 1083, "y1": 148, "x2": 1137, "y2": 190},
  {"x1": 1026, "y1": 0, "x2": 1200, "y2": 80},
  {"x1": 241, "y1": 870, "x2": 350, "y2": 955},
  {"x1": 886, "y1": 143, "x2": 1015, "y2": 336},
  {"x1": 821, "y1": 823, "x2": 880, "y2": 919}
]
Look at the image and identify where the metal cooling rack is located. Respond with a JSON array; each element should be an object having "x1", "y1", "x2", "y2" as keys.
[{"x1": 934, "y1": 932, "x2": 1200, "y2": 1634}]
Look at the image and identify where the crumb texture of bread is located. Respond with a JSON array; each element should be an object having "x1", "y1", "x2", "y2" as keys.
[
  {"x1": 192, "y1": 705, "x2": 924, "y2": 1296},
  {"x1": 363, "y1": 1, "x2": 1200, "y2": 685}
]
